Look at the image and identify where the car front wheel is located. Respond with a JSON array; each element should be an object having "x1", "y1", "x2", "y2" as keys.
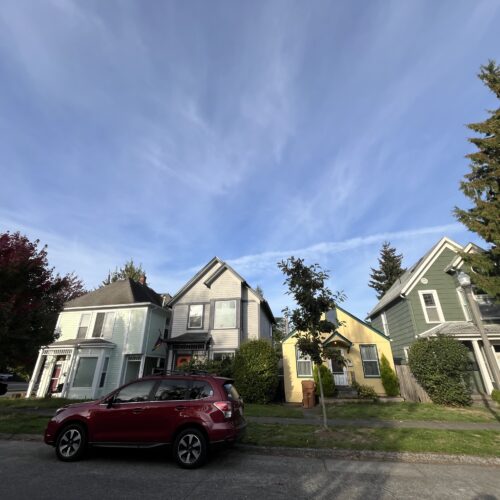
[
  {"x1": 173, "y1": 428, "x2": 207, "y2": 469},
  {"x1": 55, "y1": 424, "x2": 87, "y2": 462}
]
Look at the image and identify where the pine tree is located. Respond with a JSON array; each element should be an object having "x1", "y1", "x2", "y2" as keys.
[
  {"x1": 454, "y1": 61, "x2": 500, "y2": 300},
  {"x1": 369, "y1": 242, "x2": 405, "y2": 299},
  {"x1": 102, "y1": 259, "x2": 146, "y2": 287}
]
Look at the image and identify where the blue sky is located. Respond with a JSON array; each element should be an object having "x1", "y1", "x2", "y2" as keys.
[{"x1": 1, "y1": 0, "x2": 499, "y2": 320}]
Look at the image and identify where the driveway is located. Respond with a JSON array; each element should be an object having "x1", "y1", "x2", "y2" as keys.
[{"x1": 0, "y1": 440, "x2": 499, "y2": 499}]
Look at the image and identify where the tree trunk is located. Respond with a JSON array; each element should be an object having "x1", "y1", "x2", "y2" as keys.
[{"x1": 316, "y1": 363, "x2": 328, "y2": 429}]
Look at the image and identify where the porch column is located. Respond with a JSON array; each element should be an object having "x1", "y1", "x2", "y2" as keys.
[
  {"x1": 472, "y1": 340, "x2": 494, "y2": 394},
  {"x1": 139, "y1": 354, "x2": 146, "y2": 377},
  {"x1": 26, "y1": 349, "x2": 44, "y2": 398},
  {"x1": 61, "y1": 349, "x2": 77, "y2": 399}
]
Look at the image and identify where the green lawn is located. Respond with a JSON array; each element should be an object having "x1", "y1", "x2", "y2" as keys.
[
  {"x1": 0, "y1": 398, "x2": 87, "y2": 409},
  {"x1": 0, "y1": 412, "x2": 49, "y2": 435},
  {"x1": 243, "y1": 423, "x2": 500, "y2": 457},
  {"x1": 325, "y1": 402, "x2": 500, "y2": 422},
  {"x1": 244, "y1": 404, "x2": 303, "y2": 419}
]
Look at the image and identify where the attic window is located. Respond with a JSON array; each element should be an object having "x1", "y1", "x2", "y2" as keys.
[{"x1": 418, "y1": 290, "x2": 444, "y2": 324}]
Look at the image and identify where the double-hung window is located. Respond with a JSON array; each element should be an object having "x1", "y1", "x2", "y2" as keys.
[
  {"x1": 77, "y1": 313, "x2": 91, "y2": 339},
  {"x1": 188, "y1": 304, "x2": 204, "y2": 329},
  {"x1": 92, "y1": 312, "x2": 115, "y2": 338},
  {"x1": 214, "y1": 300, "x2": 237, "y2": 329},
  {"x1": 360, "y1": 344, "x2": 380, "y2": 377},
  {"x1": 296, "y1": 348, "x2": 313, "y2": 377},
  {"x1": 418, "y1": 290, "x2": 444, "y2": 323}
]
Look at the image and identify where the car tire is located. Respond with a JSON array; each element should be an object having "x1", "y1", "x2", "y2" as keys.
[
  {"x1": 173, "y1": 428, "x2": 207, "y2": 469},
  {"x1": 55, "y1": 423, "x2": 87, "y2": 462}
]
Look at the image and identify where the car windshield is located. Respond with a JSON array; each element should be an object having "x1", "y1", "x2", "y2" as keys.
[{"x1": 223, "y1": 383, "x2": 240, "y2": 401}]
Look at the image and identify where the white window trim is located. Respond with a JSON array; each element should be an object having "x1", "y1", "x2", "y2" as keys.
[
  {"x1": 296, "y1": 347, "x2": 313, "y2": 377},
  {"x1": 213, "y1": 300, "x2": 237, "y2": 329},
  {"x1": 456, "y1": 287, "x2": 472, "y2": 322},
  {"x1": 360, "y1": 344, "x2": 381, "y2": 378},
  {"x1": 381, "y1": 312, "x2": 390, "y2": 336},
  {"x1": 418, "y1": 290, "x2": 445, "y2": 324},
  {"x1": 403, "y1": 346, "x2": 409, "y2": 362},
  {"x1": 188, "y1": 304, "x2": 204, "y2": 329},
  {"x1": 77, "y1": 313, "x2": 92, "y2": 339}
]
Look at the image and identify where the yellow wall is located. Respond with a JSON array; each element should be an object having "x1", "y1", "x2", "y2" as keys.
[{"x1": 282, "y1": 307, "x2": 396, "y2": 403}]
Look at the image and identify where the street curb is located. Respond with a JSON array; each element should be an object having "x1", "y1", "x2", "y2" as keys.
[
  {"x1": 236, "y1": 444, "x2": 500, "y2": 467},
  {"x1": 1, "y1": 434, "x2": 499, "y2": 467}
]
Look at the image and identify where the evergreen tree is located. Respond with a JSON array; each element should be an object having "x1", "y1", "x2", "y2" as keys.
[
  {"x1": 369, "y1": 242, "x2": 405, "y2": 299},
  {"x1": 454, "y1": 61, "x2": 500, "y2": 300},
  {"x1": 102, "y1": 259, "x2": 146, "y2": 286}
]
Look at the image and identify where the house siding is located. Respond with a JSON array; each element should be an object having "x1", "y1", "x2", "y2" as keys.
[
  {"x1": 408, "y1": 247, "x2": 466, "y2": 334},
  {"x1": 384, "y1": 298, "x2": 416, "y2": 361},
  {"x1": 283, "y1": 308, "x2": 395, "y2": 403}
]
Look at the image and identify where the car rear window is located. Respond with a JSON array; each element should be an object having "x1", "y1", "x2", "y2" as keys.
[{"x1": 223, "y1": 383, "x2": 240, "y2": 401}]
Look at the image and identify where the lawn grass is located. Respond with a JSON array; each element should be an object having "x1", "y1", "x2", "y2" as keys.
[
  {"x1": 325, "y1": 402, "x2": 500, "y2": 422},
  {"x1": 0, "y1": 398, "x2": 87, "y2": 409},
  {"x1": 243, "y1": 423, "x2": 500, "y2": 457},
  {"x1": 0, "y1": 412, "x2": 49, "y2": 435},
  {"x1": 244, "y1": 404, "x2": 304, "y2": 419}
]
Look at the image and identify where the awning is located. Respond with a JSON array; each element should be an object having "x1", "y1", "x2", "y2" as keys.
[{"x1": 166, "y1": 332, "x2": 212, "y2": 350}]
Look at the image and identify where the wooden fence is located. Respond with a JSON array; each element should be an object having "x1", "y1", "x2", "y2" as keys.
[{"x1": 395, "y1": 365, "x2": 431, "y2": 403}]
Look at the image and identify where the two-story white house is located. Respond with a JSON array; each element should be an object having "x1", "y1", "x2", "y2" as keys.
[
  {"x1": 26, "y1": 278, "x2": 169, "y2": 400},
  {"x1": 166, "y1": 257, "x2": 275, "y2": 369}
]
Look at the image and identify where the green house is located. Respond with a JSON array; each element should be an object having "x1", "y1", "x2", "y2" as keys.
[{"x1": 366, "y1": 237, "x2": 500, "y2": 395}]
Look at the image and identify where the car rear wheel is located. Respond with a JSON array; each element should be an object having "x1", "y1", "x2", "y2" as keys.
[
  {"x1": 55, "y1": 424, "x2": 87, "y2": 462},
  {"x1": 173, "y1": 428, "x2": 207, "y2": 469}
]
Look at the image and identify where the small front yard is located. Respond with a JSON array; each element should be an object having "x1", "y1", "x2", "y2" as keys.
[
  {"x1": 244, "y1": 404, "x2": 303, "y2": 418},
  {"x1": 243, "y1": 423, "x2": 500, "y2": 457},
  {"x1": 0, "y1": 397, "x2": 85, "y2": 409},
  {"x1": 325, "y1": 402, "x2": 499, "y2": 423}
]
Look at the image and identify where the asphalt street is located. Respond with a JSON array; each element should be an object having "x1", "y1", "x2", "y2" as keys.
[{"x1": 0, "y1": 440, "x2": 499, "y2": 499}]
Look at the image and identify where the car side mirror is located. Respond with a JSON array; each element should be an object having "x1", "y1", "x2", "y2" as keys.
[{"x1": 106, "y1": 395, "x2": 116, "y2": 408}]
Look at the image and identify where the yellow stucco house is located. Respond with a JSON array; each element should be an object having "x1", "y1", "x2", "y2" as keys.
[{"x1": 282, "y1": 306, "x2": 396, "y2": 403}]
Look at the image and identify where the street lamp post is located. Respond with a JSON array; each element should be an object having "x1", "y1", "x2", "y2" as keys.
[{"x1": 457, "y1": 271, "x2": 500, "y2": 391}]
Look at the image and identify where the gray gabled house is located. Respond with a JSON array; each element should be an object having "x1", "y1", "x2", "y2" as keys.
[
  {"x1": 366, "y1": 236, "x2": 500, "y2": 395},
  {"x1": 165, "y1": 257, "x2": 275, "y2": 370}
]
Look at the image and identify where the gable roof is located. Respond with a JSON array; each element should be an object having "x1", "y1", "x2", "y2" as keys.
[
  {"x1": 367, "y1": 237, "x2": 464, "y2": 319},
  {"x1": 65, "y1": 279, "x2": 163, "y2": 308},
  {"x1": 168, "y1": 257, "x2": 275, "y2": 323}
]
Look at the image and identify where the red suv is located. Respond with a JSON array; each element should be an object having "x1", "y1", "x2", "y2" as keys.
[{"x1": 44, "y1": 373, "x2": 246, "y2": 468}]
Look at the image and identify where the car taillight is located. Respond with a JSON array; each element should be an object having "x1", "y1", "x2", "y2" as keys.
[{"x1": 213, "y1": 401, "x2": 233, "y2": 418}]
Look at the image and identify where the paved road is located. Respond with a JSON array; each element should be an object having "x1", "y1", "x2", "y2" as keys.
[{"x1": 0, "y1": 441, "x2": 499, "y2": 499}]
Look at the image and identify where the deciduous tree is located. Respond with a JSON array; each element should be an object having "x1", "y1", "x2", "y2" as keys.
[
  {"x1": 278, "y1": 257, "x2": 344, "y2": 428},
  {"x1": 0, "y1": 232, "x2": 85, "y2": 373}
]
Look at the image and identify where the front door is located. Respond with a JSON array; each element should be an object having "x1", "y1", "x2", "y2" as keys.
[{"x1": 330, "y1": 350, "x2": 348, "y2": 386}]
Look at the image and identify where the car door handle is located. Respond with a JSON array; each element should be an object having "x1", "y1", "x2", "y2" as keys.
[
  {"x1": 175, "y1": 406, "x2": 187, "y2": 411},
  {"x1": 132, "y1": 408, "x2": 145, "y2": 414}
]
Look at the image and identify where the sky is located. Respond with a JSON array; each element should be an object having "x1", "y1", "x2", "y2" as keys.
[{"x1": 1, "y1": 0, "x2": 499, "y2": 320}]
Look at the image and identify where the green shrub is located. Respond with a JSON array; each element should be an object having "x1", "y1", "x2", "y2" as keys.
[
  {"x1": 313, "y1": 364, "x2": 335, "y2": 397},
  {"x1": 177, "y1": 357, "x2": 234, "y2": 378},
  {"x1": 492, "y1": 389, "x2": 500, "y2": 405},
  {"x1": 408, "y1": 336, "x2": 471, "y2": 406},
  {"x1": 233, "y1": 340, "x2": 279, "y2": 404},
  {"x1": 352, "y1": 381, "x2": 379, "y2": 400},
  {"x1": 380, "y1": 353, "x2": 400, "y2": 396}
]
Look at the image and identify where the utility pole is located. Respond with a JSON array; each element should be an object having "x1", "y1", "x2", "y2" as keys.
[{"x1": 458, "y1": 272, "x2": 500, "y2": 390}]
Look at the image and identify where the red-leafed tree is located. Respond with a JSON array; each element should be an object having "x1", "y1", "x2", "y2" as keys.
[{"x1": 0, "y1": 232, "x2": 85, "y2": 374}]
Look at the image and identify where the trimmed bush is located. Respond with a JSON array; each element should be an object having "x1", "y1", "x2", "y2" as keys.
[
  {"x1": 408, "y1": 336, "x2": 472, "y2": 406},
  {"x1": 233, "y1": 340, "x2": 279, "y2": 404},
  {"x1": 380, "y1": 353, "x2": 400, "y2": 396},
  {"x1": 352, "y1": 381, "x2": 379, "y2": 400},
  {"x1": 313, "y1": 364, "x2": 335, "y2": 397},
  {"x1": 177, "y1": 357, "x2": 234, "y2": 378},
  {"x1": 492, "y1": 389, "x2": 500, "y2": 405}
]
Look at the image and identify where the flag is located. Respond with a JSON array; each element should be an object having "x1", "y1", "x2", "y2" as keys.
[{"x1": 153, "y1": 335, "x2": 166, "y2": 351}]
